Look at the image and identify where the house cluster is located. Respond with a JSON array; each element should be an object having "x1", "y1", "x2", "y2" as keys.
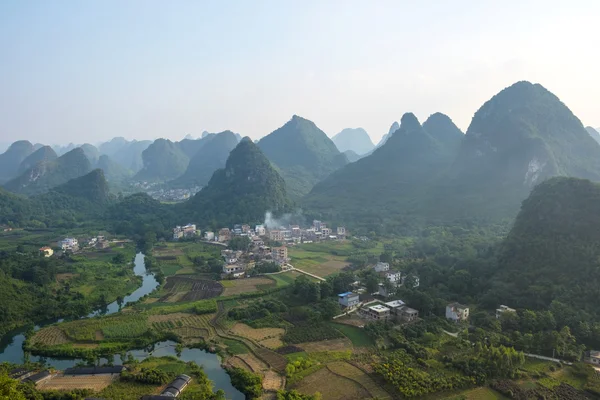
[
  {"x1": 358, "y1": 299, "x2": 419, "y2": 323},
  {"x1": 372, "y1": 262, "x2": 420, "y2": 297},
  {"x1": 221, "y1": 248, "x2": 255, "y2": 278},
  {"x1": 60, "y1": 237, "x2": 79, "y2": 252},
  {"x1": 88, "y1": 235, "x2": 110, "y2": 249},
  {"x1": 338, "y1": 292, "x2": 420, "y2": 324},
  {"x1": 134, "y1": 181, "x2": 201, "y2": 202},
  {"x1": 267, "y1": 220, "x2": 347, "y2": 245},
  {"x1": 173, "y1": 224, "x2": 199, "y2": 240}
]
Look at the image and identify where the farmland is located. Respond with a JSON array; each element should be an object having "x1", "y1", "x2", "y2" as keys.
[
  {"x1": 38, "y1": 373, "x2": 118, "y2": 391},
  {"x1": 231, "y1": 323, "x2": 285, "y2": 343},
  {"x1": 149, "y1": 312, "x2": 216, "y2": 341},
  {"x1": 159, "y1": 275, "x2": 223, "y2": 302},
  {"x1": 222, "y1": 276, "x2": 277, "y2": 296},
  {"x1": 297, "y1": 338, "x2": 353, "y2": 353},
  {"x1": 292, "y1": 366, "x2": 370, "y2": 400},
  {"x1": 283, "y1": 324, "x2": 344, "y2": 344},
  {"x1": 326, "y1": 361, "x2": 391, "y2": 399}
]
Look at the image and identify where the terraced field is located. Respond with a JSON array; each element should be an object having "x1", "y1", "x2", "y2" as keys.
[
  {"x1": 149, "y1": 312, "x2": 216, "y2": 340},
  {"x1": 326, "y1": 361, "x2": 391, "y2": 399},
  {"x1": 231, "y1": 323, "x2": 285, "y2": 343},
  {"x1": 293, "y1": 367, "x2": 369, "y2": 400}
]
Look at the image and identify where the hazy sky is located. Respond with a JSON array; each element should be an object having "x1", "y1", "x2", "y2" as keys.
[{"x1": 1, "y1": 1, "x2": 598, "y2": 146}]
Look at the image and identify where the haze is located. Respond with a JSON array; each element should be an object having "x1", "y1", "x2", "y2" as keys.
[{"x1": 1, "y1": 0, "x2": 598, "y2": 145}]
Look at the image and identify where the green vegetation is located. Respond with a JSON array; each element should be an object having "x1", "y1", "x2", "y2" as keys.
[
  {"x1": 226, "y1": 367, "x2": 263, "y2": 399},
  {"x1": 5, "y1": 147, "x2": 92, "y2": 195},
  {"x1": 329, "y1": 323, "x2": 373, "y2": 347},
  {"x1": 257, "y1": 115, "x2": 347, "y2": 198},
  {"x1": 0, "y1": 140, "x2": 35, "y2": 183},
  {"x1": 283, "y1": 324, "x2": 344, "y2": 344},
  {"x1": 0, "y1": 241, "x2": 137, "y2": 338}
]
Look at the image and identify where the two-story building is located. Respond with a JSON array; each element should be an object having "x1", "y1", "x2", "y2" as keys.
[
  {"x1": 446, "y1": 302, "x2": 469, "y2": 322},
  {"x1": 374, "y1": 262, "x2": 390, "y2": 272},
  {"x1": 384, "y1": 271, "x2": 402, "y2": 285},
  {"x1": 360, "y1": 304, "x2": 391, "y2": 320},
  {"x1": 338, "y1": 292, "x2": 360, "y2": 308},
  {"x1": 272, "y1": 246, "x2": 288, "y2": 264}
]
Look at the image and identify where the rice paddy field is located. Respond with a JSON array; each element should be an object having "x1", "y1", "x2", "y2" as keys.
[
  {"x1": 38, "y1": 373, "x2": 118, "y2": 391},
  {"x1": 293, "y1": 366, "x2": 370, "y2": 400}
]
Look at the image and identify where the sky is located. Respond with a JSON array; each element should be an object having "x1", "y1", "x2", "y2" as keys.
[{"x1": 0, "y1": 0, "x2": 599, "y2": 146}]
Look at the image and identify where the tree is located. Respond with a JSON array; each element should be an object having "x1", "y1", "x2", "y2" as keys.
[
  {"x1": 0, "y1": 373, "x2": 26, "y2": 400},
  {"x1": 229, "y1": 236, "x2": 250, "y2": 251},
  {"x1": 364, "y1": 272, "x2": 380, "y2": 294}
]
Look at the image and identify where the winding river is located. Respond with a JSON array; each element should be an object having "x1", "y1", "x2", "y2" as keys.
[{"x1": 0, "y1": 252, "x2": 244, "y2": 399}]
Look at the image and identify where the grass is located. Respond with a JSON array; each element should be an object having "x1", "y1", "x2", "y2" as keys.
[
  {"x1": 223, "y1": 338, "x2": 249, "y2": 355},
  {"x1": 160, "y1": 264, "x2": 182, "y2": 276},
  {"x1": 330, "y1": 323, "x2": 374, "y2": 347}
]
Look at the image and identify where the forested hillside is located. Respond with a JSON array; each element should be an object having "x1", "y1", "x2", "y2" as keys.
[
  {"x1": 4, "y1": 148, "x2": 92, "y2": 195},
  {"x1": 186, "y1": 138, "x2": 291, "y2": 227}
]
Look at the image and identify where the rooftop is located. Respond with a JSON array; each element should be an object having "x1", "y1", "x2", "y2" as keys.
[
  {"x1": 385, "y1": 300, "x2": 405, "y2": 308},
  {"x1": 448, "y1": 302, "x2": 468, "y2": 309},
  {"x1": 369, "y1": 305, "x2": 390, "y2": 313},
  {"x1": 338, "y1": 292, "x2": 355, "y2": 297}
]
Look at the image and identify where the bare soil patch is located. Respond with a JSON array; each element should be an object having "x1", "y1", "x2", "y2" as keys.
[
  {"x1": 238, "y1": 353, "x2": 268, "y2": 372},
  {"x1": 298, "y1": 338, "x2": 353, "y2": 352},
  {"x1": 231, "y1": 323, "x2": 284, "y2": 342},
  {"x1": 38, "y1": 373, "x2": 117, "y2": 391},
  {"x1": 161, "y1": 276, "x2": 223, "y2": 301},
  {"x1": 222, "y1": 277, "x2": 275, "y2": 296},
  {"x1": 262, "y1": 370, "x2": 285, "y2": 391},
  {"x1": 260, "y1": 337, "x2": 284, "y2": 349}
]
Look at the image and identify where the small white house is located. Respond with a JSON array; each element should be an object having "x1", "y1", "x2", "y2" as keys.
[
  {"x1": 446, "y1": 302, "x2": 469, "y2": 322},
  {"x1": 204, "y1": 231, "x2": 215, "y2": 241},
  {"x1": 496, "y1": 305, "x2": 516, "y2": 319},
  {"x1": 374, "y1": 262, "x2": 390, "y2": 272},
  {"x1": 338, "y1": 292, "x2": 360, "y2": 308}
]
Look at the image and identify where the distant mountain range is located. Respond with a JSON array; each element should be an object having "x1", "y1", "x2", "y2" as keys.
[
  {"x1": 305, "y1": 81, "x2": 600, "y2": 231},
  {"x1": 332, "y1": 128, "x2": 374, "y2": 155}
]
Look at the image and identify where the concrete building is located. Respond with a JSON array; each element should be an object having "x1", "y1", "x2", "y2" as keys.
[
  {"x1": 255, "y1": 224, "x2": 266, "y2": 236},
  {"x1": 446, "y1": 302, "x2": 469, "y2": 322},
  {"x1": 496, "y1": 305, "x2": 517, "y2": 319},
  {"x1": 204, "y1": 231, "x2": 215, "y2": 241},
  {"x1": 60, "y1": 238, "x2": 78, "y2": 251},
  {"x1": 223, "y1": 264, "x2": 245, "y2": 274},
  {"x1": 313, "y1": 220, "x2": 322, "y2": 231},
  {"x1": 385, "y1": 271, "x2": 402, "y2": 285},
  {"x1": 374, "y1": 262, "x2": 390, "y2": 272},
  {"x1": 338, "y1": 292, "x2": 360, "y2": 308},
  {"x1": 337, "y1": 226, "x2": 346, "y2": 237},
  {"x1": 269, "y1": 230, "x2": 284, "y2": 242},
  {"x1": 361, "y1": 304, "x2": 391, "y2": 320},
  {"x1": 218, "y1": 228, "x2": 231, "y2": 242},
  {"x1": 272, "y1": 246, "x2": 288, "y2": 263},
  {"x1": 585, "y1": 350, "x2": 600, "y2": 367}
]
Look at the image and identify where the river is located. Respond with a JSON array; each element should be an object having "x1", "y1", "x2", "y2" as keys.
[{"x1": 0, "y1": 252, "x2": 244, "y2": 400}]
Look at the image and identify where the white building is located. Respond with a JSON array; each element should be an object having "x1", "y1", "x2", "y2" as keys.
[
  {"x1": 496, "y1": 305, "x2": 516, "y2": 319},
  {"x1": 446, "y1": 302, "x2": 469, "y2": 322},
  {"x1": 255, "y1": 225, "x2": 266, "y2": 236},
  {"x1": 385, "y1": 271, "x2": 402, "y2": 285},
  {"x1": 337, "y1": 226, "x2": 346, "y2": 236},
  {"x1": 204, "y1": 231, "x2": 215, "y2": 241},
  {"x1": 374, "y1": 262, "x2": 390, "y2": 272},
  {"x1": 60, "y1": 238, "x2": 78, "y2": 251},
  {"x1": 223, "y1": 264, "x2": 245, "y2": 274},
  {"x1": 313, "y1": 220, "x2": 322, "y2": 231}
]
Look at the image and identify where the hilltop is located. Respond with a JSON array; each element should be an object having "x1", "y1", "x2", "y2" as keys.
[{"x1": 258, "y1": 115, "x2": 347, "y2": 198}]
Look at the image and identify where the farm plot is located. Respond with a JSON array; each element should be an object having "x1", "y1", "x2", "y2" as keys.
[
  {"x1": 255, "y1": 347, "x2": 288, "y2": 373},
  {"x1": 149, "y1": 312, "x2": 216, "y2": 339},
  {"x1": 30, "y1": 327, "x2": 70, "y2": 346},
  {"x1": 238, "y1": 353, "x2": 269, "y2": 372},
  {"x1": 327, "y1": 361, "x2": 391, "y2": 399},
  {"x1": 298, "y1": 338, "x2": 353, "y2": 353},
  {"x1": 38, "y1": 373, "x2": 117, "y2": 391},
  {"x1": 222, "y1": 277, "x2": 276, "y2": 296},
  {"x1": 293, "y1": 367, "x2": 370, "y2": 400},
  {"x1": 262, "y1": 370, "x2": 285, "y2": 391},
  {"x1": 231, "y1": 323, "x2": 284, "y2": 342},
  {"x1": 283, "y1": 324, "x2": 344, "y2": 344},
  {"x1": 159, "y1": 276, "x2": 223, "y2": 302}
]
